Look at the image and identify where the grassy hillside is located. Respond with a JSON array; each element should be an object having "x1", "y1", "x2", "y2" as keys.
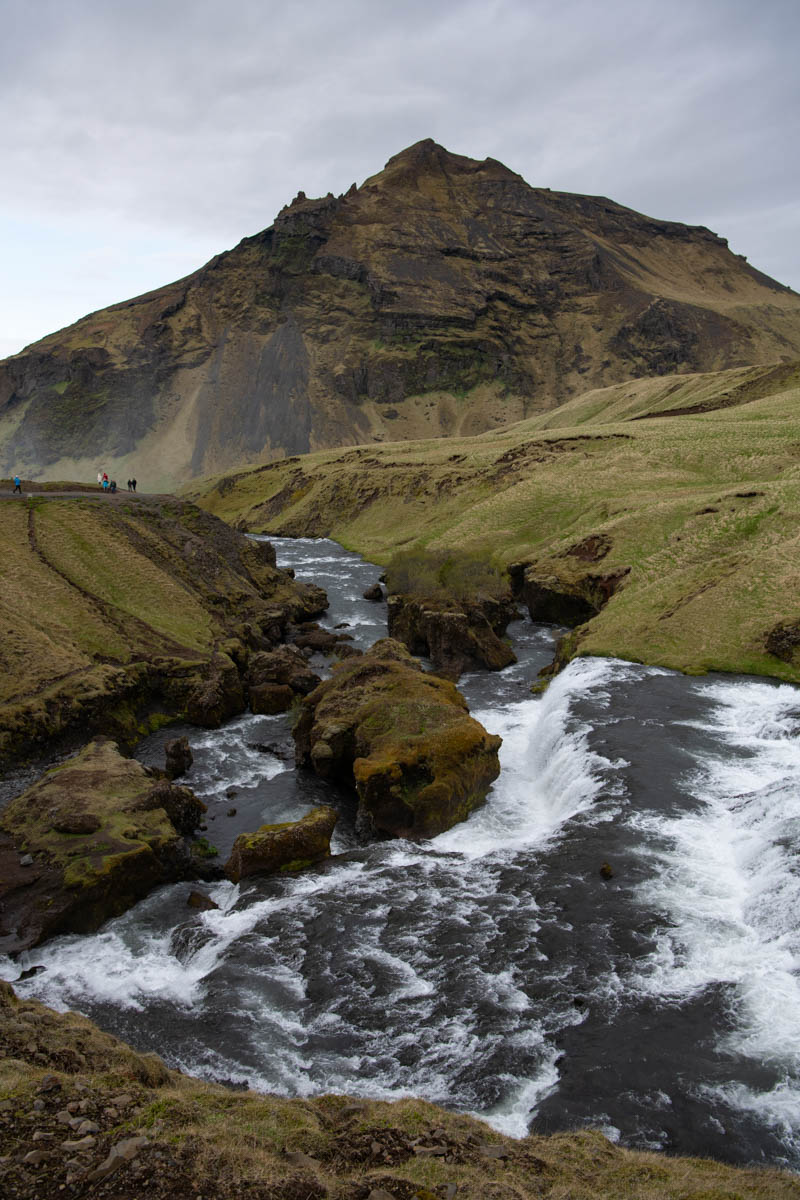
[
  {"x1": 0, "y1": 495, "x2": 321, "y2": 764},
  {"x1": 188, "y1": 361, "x2": 800, "y2": 682}
]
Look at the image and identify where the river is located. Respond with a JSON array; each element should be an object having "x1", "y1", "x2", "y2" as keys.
[{"x1": 3, "y1": 536, "x2": 800, "y2": 1168}]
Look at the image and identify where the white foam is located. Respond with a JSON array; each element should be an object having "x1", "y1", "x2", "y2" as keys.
[
  {"x1": 629, "y1": 677, "x2": 800, "y2": 1125},
  {"x1": 437, "y1": 657, "x2": 629, "y2": 858}
]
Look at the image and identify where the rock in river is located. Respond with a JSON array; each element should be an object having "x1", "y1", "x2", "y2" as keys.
[
  {"x1": 293, "y1": 638, "x2": 502, "y2": 839},
  {"x1": 0, "y1": 739, "x2": 208, "y2": 953}
]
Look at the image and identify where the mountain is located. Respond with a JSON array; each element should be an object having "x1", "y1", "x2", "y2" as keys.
[{"x1": 3, "y1": 139, "x2": 800, "y2": 489}]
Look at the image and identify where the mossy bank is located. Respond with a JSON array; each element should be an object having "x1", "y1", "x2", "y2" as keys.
[{"x1": 2, "y1": 981, "x2": 799, "y2": 1200}]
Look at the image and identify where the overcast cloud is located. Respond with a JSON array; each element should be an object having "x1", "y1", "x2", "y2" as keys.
[{"x1": 1, "y1": 0, "x2": 798, "y2": 358}]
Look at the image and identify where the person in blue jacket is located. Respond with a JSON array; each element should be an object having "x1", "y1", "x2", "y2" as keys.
[{"x1": 13, "y1": 474, "x2": 21, "y2": 493}]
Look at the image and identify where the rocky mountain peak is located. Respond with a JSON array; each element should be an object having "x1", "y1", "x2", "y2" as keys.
[{"x1": 2, "y1": 140, "x2": 800, "y2": 489}]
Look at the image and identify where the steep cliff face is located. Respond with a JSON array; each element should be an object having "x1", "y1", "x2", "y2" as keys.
[{"x1": 3, "y1": 139, "x2": 800, "y2": 488}]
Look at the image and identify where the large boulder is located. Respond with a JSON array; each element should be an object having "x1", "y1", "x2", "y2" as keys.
[
  {"x1": 0, "y1": 739, "x2": 208, "y2": 953},
  {"x1": 246, "y1": 644, "x2": 321, "y2": 713},
  {"x1": 225, "y1": 806, "x2": 337, "y2": 882},
  {"x1": 293, "y1": 639, "x2": 502, "y2": 839},
  {"x1": 387, "y1": 594, "x2": 517, "y2": 679}
]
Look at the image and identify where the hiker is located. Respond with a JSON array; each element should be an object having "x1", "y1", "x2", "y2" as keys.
[
  {"x1": 97, "y1": 471, "x2": 103, "y2": 486},
  {"x1": 110, "y1": 480, "x2": 117, "y2": 494},
  {"x1": 13, "y1": 474, "x2": 21, "y2": 494},
  {"x1": 126, "y1": 479, "x2": 132, "y2": 491},
  {"x1": 102, "y1": 477, "x2": 109, "y2": 492},
  {"x1": 131, "y1": 478, "x2": 137, "y2": 493}
]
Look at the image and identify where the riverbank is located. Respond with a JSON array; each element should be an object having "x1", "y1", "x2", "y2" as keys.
[
  {"x1": 3, "y1": 980, "x2": 798, "y2": 1200},
  {"x1": 186, "y1": 362, "x2": 800, "y2": 684}
]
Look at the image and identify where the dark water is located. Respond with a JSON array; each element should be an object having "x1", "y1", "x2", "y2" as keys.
[{"x1": 3, "y1": 537, "x2": 800, "y2": 1168}]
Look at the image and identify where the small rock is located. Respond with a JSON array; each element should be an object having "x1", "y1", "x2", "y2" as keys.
[
  {"x1": 599, "y1": 861, "x2": 614, "y2": 880},
  {"x1": 110, "y1": 1093, "x2": 133, "y2": 1107},
  {"x1": 76, "y1": 1119, "x2": 100, "y2": 1135},
  {"x1": 23, "y1": 1150, "x2": 52, "y2": 1165},
  {"x1": 32, "y1": 1099, "x2": 45, "y2": 1111},
  {"x1": 478, "y1": 1142, "x2": 509, "y2": 1160},
  {"x1": 61, "y1": 1135, "x2": 97, "y2": 1149},
  {"x1": 87, "y1": 1135, "x2": 149, "y2": 1181},
  {"x1": 38, "y1": 1073, "x2": 60, "y2": 1092},
  {"x1": 31, "y1": 1130, "x2": 54, "y2": 1141},
  {"x1": 187, "y1": 890, "x2": 219, "y2": 912},
  {"x1": 284, "y1": 1150, "x2": 320, "y2": 1169},
  {"x1": 165, "y1": 736, "x2": 193, "y2": 780},
  {"x1": 56, "y1": 1110, "x2": 73, "y2": 1124},
  {"x1": 367, "y1": 1190, "x2": 396, "y2": 1200},
  {"x1": 363, "y1": 583, "x2": 384, "y2": 601},
  {"x1": 226, "y1": 807, "x2": 237, "y2": 817},
  {"x1": 67, "y1": 1101, "x2": 80, "y2": 1114},
  {"x1": 19, "y1": 854, "x2": 34, "y2": 867}
]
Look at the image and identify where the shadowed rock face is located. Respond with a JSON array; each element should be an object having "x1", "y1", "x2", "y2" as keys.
[
  {"x1": 293, "y1": 638, "x2": 501, "y2": 839},
  {"x1": 3, "y1": 139, "x2": 800, "y2": 488}
]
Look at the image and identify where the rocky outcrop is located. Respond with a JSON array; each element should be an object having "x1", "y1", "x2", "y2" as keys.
[
  {"x1": 0, "y1": 740, "x2": 208, "y2": 953},
  {"x1": 246, "y1": 643, "x2": 321, "y2": 714},
  {"x1": 293, "y1": 639, "x2": 501, "y2": 838},
  {"x1": 765, "y1": 619, "x2": 800, "y2": 663},
  {"x1": 387, "y1": 593, "x2": 518, "y2": 678},
  {"x1": 4, "y1": 140, "x2": 800, "y2": 489},
  {"x1": 185, "y1": 656, "x2": 245, "y2": 728},
  {"x1": 508, "y1": 561, "x2": 630, "y2": 627},
  {"x1": 224, "y1": 805, "x2": 337, "y2": 882},
  {"x1": 164, "y1": 735, "x2": 192, "y2": 779},
  {"x1": 291, "y1": 621, "x2": 355, "y2": 655}
]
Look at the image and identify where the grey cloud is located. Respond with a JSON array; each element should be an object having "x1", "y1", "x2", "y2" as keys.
[{"x1": 0, "y1": 0, "x2": 798, "y2": 355}]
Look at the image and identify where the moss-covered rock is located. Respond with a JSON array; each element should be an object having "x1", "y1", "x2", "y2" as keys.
[
  {"x1": 293, "y1": 639, "x2": 501, "y2": 838},
  {"x1": 224, "y1": 805, "x2": 337, "y2": 882},
  {"x1": 0, "y1": 739, "x2": 208, "y2": 953},
  {"x1": 387, "y1": 593, "x2": 517, "y2": 679}
]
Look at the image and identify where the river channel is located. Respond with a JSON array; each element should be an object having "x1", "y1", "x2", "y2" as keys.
[{"x1": 3, "y1": 537, "x2": 800, "y2": 1169}]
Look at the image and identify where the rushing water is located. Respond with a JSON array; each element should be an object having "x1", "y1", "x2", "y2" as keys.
[{"x1": 4, "y1": 537, "x2": 800, "y2": 1168}]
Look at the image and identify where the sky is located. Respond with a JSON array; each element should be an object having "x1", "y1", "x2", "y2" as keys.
[{"x1": 1, "y1": 0, "x2": 798, "y2": 359}]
